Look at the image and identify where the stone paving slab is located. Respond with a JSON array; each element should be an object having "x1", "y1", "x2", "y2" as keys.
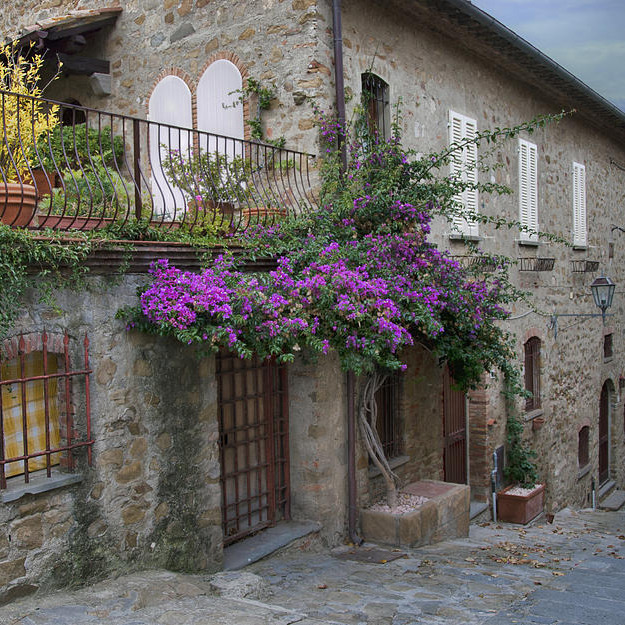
[
  {"x1": 0, "y1": 508, "x2": 623, "y2": 625},
  {"x1": 599, "y1": 489, "x2": 625, "y2": 511}
]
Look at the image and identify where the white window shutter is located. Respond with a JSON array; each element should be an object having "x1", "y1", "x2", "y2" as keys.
[
  {"x1": 464, "y1": 117, "x2": 479, "y2": 237},
  {"x1": 148, "y1": 75, "x2": 193, "y2": 217},
  {"x1": 519, "y1": 138, "x2": 538, "y2": 242},
  {"x1": 448, "y1": 110, "x2": 478, "y2": 236},
  {"x1": 197, "y1": 60, "x2": 245, "y2": 159},
  {"x1": 573, "y1": 162, "x2": 587, "y2": 247}
]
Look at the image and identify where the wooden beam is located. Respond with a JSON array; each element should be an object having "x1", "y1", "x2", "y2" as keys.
[
  {"x1": 46, "y1": 16, "x2": 119, "y2": 41},
  {"x1": 57, "y1": 54, "x2": 109, "y2": 76}
]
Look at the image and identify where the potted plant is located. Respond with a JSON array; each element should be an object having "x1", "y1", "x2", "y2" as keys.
[
  {"x1": 497, "y1": 412, "x2": 544, "y2": 524},
  {"x1": 0, "y1": 42, "x2": 59, "y2": 225}
]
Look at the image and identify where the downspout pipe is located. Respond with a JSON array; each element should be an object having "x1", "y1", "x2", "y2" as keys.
[
  {"x1": 332, "y1": 0, "x2": 348, "y2": 173},
  {"x1": 332, "y1": 0, "x2": 361, "y2": 546},
  {"x1": 346, "y1": 370, "x2": 363, "y2": 545}
]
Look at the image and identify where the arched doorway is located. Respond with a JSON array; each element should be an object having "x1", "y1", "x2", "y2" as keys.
[{"x1": 599, "y1": 381, "x2": 611, "y2": 485}]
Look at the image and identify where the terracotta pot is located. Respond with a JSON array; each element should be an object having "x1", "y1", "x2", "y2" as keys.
[
  {"x1": 28, "y1": 169, "x2": 59, "y2": 199},
  {"x1": 0, "y1": 183, "x2": 37, "y2": 226},
  {"x1": 532, "y1": 416, "x2": 545, "y2": 431},
  {"x1": 497, "y1": 483, "x2": 545, "y2": 524}
]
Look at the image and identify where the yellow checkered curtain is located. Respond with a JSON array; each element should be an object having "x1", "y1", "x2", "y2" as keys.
[{"x1": 1, "y1": 352, "x2": 60, "y2": 478}]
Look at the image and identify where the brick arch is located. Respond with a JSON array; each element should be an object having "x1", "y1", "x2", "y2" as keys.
[
  {"x1": 522, "y1": 327, "x2": 544, "y2": 344},
  {"x1": 196, "y1": 52, "x2": 251, "y2": 140},
  {"x1": 1, "y1": 331, "x2": 69, "y2": 362},
  {"x1": 146, "y1": 68, "x2": 195, "y2": 108}
]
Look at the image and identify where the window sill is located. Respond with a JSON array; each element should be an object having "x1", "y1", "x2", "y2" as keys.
[
  {"x1": 369, "y1": 454, "x2": 410, "y2": 478},
  {"x1": 604, "y1": 356, "x2": 614, "y2": 364},
  {"x1": 1, "y1": 470, "x2": 83, "y2": 504},
  {"x1": 516, "y1": 239, "x2": 540, "y2": 247},
  {"x1": 572, "y1": 245, "x2": 588, "y2": 251},
  {"x1": 448, "y1": 233, "x2": 482, "y2": 242},
  {"x1": 577, "y1": 464, "x2": 591, "y2": 480},
  {"x1": 523, "y1": 408, "x2": 544, "y2": 422}
]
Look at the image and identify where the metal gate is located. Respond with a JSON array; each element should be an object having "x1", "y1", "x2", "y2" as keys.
[
  {"x1": 216, "y1": 351, "x2": 290, "y2": 545},
  {"x1": 443, "y1": 366, "x2": 467, "y2": 484},
  {"x1": 599, "y1": 382, "x2": 610, "y2": 485}
]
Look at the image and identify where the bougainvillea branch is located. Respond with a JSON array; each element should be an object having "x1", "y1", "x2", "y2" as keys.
[{"x1": 119, "y1": 108, "x2": 562, "y2": 394}]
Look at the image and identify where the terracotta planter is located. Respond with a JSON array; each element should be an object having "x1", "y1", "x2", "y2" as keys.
[
  {"x1": 532, "y1": 416, "x2": 545, "y2": 431},
  {"x1": 239, "y1": 206, "x2": 286, "y2": 227},
  {"x1": 497, "y1": 483, "x2": 545, "y2": 524},
  {"x1": 0, "y1": 183, "x2": 37, "y2": 226},
  {"x1": 28, "y1": 169, "x2": 60, "y2": 199}
]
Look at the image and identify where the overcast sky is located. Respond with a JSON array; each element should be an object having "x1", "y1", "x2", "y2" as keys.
[{"x1": 471, "y1": 0, "x2": 625, "y2": 112}]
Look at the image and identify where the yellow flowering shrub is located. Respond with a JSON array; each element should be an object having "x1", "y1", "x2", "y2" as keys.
[{"x1": 0, "y1": 42, "x2": 59, "y2": 182}]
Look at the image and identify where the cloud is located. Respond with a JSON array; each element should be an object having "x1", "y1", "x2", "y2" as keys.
[{"x1": 472, "y1": 0, "x2": 625, "y2": 110}]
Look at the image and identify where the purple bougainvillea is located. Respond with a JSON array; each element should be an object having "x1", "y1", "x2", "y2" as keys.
[{"x1": 120, "y1": 109, "x2": 525, "y2": 388}]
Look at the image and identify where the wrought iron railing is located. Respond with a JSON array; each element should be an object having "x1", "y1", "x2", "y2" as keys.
[{"x1": 0, "y1": 90, "x2": 318, "y2": 233}]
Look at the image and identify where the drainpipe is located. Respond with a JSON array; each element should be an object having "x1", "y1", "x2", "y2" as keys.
[
  {"x1": 333, "y1": 0, "x2": 360, "y2": 545},
  {"x1": 347, "y1": 370, "x2": 363, "y2": 544},
  {"x1": 332, "y1": 0, "x2": 348, "y2": 173}
]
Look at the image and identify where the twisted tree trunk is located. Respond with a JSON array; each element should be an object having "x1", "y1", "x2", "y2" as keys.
[{"x1": 358, "y1": 371, "x2": 399, "y2": 508}]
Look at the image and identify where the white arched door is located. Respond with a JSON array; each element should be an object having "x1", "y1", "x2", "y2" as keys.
[
  {"x1": 196, "y1": 59, "x2": 245, "y2": 159},
  {"x1": 148, "y1": 75, "x2": 193, "y2": 217}
]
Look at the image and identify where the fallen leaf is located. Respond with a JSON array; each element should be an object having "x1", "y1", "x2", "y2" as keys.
[{"x1": 317, "y1": 584, "x2": 328, "y2": 589}]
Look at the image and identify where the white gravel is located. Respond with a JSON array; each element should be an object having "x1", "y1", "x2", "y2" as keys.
[{"x1": 368, "y1": 492, "x2": 429, "y2": 514}]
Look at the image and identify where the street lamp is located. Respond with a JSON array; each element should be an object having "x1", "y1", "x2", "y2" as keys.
[
  {"x1": 590, "y1": 275, "x2": 616, "y2": 322},
  {"x1": 551, "y1": 276, "x2": 616, "y2": 338}
]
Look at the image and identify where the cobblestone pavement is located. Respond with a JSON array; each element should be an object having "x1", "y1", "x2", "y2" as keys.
[{"x1": 1, "y1": 508, "x2": 624, "y2": 625}]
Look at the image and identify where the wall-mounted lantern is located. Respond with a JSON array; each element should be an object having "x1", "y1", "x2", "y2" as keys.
[
  {"x1": 590, "y1": 275, "x2": 616, "y2": 322},
  {"x1": 551, "y1": 276, "x2": 616, "y2": 338}
]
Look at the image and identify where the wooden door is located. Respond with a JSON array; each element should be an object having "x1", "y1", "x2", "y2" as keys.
[
  {"x1": 217, "y1": 351, "x2": 290, "y2": 545},
  {"x1": 599, "y1": 382, "x2": 610, "y2": 485},
  {"x1": 443, "y1": 367, "x2": 467, "y2": 484}
]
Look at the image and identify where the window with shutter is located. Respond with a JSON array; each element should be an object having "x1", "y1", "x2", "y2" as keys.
[
  {"x1": 148, "y1": 75, "x2": 193, "y2": 216},
  {"x1": 518, "y1": 138, "x2": 538, "y2": 242},
  {"x1": 573, "y1": 162, "x2": 587, "y2": 247},
  {"x1": 448, "y1": 110, "x2": 479, "y2": 237},
  {"x1": 197, "y1": 59, "x2": 245, "y2": 159}
]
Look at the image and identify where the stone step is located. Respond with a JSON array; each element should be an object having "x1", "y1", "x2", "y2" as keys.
[
  {"x1": 223, "y1": 520, "x2": 321, "y2": 571},
  {"x1": 599, "y1": 489, "x2": 625, "y2": 511}
]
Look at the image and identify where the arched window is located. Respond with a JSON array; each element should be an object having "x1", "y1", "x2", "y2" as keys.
[
  {"x1": 148, "y1": 75, "x2": 193, "y2": 216},
  {"x1": 197, "y1": 60, "x2": 244, "y2": 159},
  {"x1": 524, "y1": 337, "x2": 541, "y2": 411},
  {"x1": 361, "y1": 72, "x2": 390, "y2": 140}
]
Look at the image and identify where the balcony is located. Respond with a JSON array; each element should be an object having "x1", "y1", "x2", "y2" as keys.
[{"x1": 0, "y1": 90, "x2": 317, "y2": 236}]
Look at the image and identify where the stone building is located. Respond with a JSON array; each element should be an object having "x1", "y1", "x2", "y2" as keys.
[{"x1": 1, "y1": 0, "x2": 624, "y2": 600}]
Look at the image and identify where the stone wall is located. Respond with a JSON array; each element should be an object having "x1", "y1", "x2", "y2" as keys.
[
  {"x1": 289, "y1": 352, "x2": 348, "y2": 544},
  {"x1": 359, "y1": 345, "x2": 444, "y2": 506},
  {"x1": 0, "y1": 275, "x2": 222, "y2": 602},
  {"x1": 3, "y1": 0, "x2": 330, "y2": 155},
  {"x1": 3, "y1": 0, "x2": 625, "y2": 531}
]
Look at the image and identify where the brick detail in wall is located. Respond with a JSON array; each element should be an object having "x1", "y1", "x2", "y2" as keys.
[
  {"x1": 468, "y1": 385, "x2": 490, "y2": 501},
  {"x1": 2, "y1": 332, "x2": 67, "y2": 360},
  {"x1": 197, "y1": 52, "x2": 251, "y2": 141},
  {"x1": 147, "y1": 54, "x2": 252, "y2": 142}
]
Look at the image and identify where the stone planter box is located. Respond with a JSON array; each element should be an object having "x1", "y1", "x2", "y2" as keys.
[
  {"x1": 497, "y1": 483, "x2": 545, "y2": 524},
  {"x1": 360, "y1": 480, "x2": 470, "y2": 548}
]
